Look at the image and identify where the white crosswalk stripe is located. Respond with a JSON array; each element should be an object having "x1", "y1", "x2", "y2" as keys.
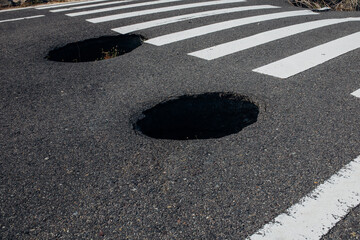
[
  {"x1": 112, "y1": 5, "x2": 279, "y2": 34},
  {"x1": 145, "y1": 10, "x2": 318, "y2": 46},
  {"x1": 188, "y1": 17, "x2": 360, "y2": 60},
  {"x1": 36, "y1": 0, "x2": 112, "y2": 10},
  {"x1": 85, "y1": 0, "x2": 247, "y2": 23},
  {"x1": 50, "y1": 0, "x2": 138, "y2": 12},
  {"x1": 247, "y1": 155, "x2": 360, "y2": 240},
  {"x1": 351, "y1": 89, "x2": 360, "y2": 98},
  {"x1": 67, "y1": 0, "x2": 185, "y2": 17},
  {"x1": 253, "y1": 31, "x2": 360, "y2": 79}
]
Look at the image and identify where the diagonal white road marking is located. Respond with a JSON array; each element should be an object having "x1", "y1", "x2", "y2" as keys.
[
  {"x1": 0, "y1": 14, "x2": 44, "y2": 23},
  {"x1": 112, "y1": 5, "x2": 279, "y2": 34},
  {"x1": 189, "y1": 17, "x2": 360, "y2": 60},
  {"x1": 253, "y1": 31, "x2": 360, "y2": 79},
  {"x1": 145, "y1": 10, "x2": 318, "y2": 46},
  {"x1": 247, "y1": 155, "x2": 360, "y2": 240}
]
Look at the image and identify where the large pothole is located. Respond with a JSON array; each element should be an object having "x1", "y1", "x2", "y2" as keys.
[
  {"x1": 47, "y1": 34, "x2": 144, "y2": 62},
  {"x1": 134, "y1": 92, "x2": 259, "y2": 140}
]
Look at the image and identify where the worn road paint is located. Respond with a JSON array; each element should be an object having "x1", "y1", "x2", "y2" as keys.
[
  {"x1": 145, "y1": 10, "x2": 318, "y2": 46},
  {"x1": 0, "y1": 14, "x2": 44, "y2": 23},
  {"x1": 351, "y1": 89, "x2": 360, "y2": 98},
  {"x1": 253, "y1": 31, "x2": 360, "y2": 79},
  {"x1": 247, "y1": 155, "x2": 360, "y2": 240},
  {"x1": 85, "y1": 0, "x2": 247, "y2": 22},
  {"x1": 112, "y1": 5, "x2": 279, "y2": 34},
  {"x1": 189, "y1": 18, "x2": 360, "y2": 60}
]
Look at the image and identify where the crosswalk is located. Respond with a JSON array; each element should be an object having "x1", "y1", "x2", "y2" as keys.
[
  {"x1": 112, "y1": 5, "x2": 280, "y2": 34},
  {"x1": 84, "y1": 0, "x2": 248, "y2": 22},
  {"x1": 67, "y1": 0, "x2": 186, "y2": 17},
  {"x1": 50, "y1": 0, "x2": 139, "y2": 12},
  {"x1": 188, "y1": 18, "x2": 360, "y2": 60},
  {"x1": 35, "y1": 0, "x2": 360, "y2": 81},
  {"x1": 144, "y1": 10, "x2": 319, "y2": 46},
  {"x1": 35, "y1": 0, "x2": 113, "y2": 10}
]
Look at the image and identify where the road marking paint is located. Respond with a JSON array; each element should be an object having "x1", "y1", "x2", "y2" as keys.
[
  {"x1": 36, "y1": 0, "x2": 111, "y2": 9},
  {"x1": 50, "y1": 0, "x2": 137, "y2": 12},
  {"x1": 145, "y1": 10, "x2": 318, "y2": 46},
  {"x1": 189, "y1": 17, "x2": 360, "y2": 60},
  {"x1": 68, "y1": 0, "x2": 185, "y2": 17},
  {"x1": 351, "y1": 89, "x2": 360, "y2": 98},
  {"x1": 86, "y1": 0, "x2": 246, "y2": 22},
  {"x1": 253, "y1": 31, "x2": 360, "y2": 79},
  {"x1": 0, "y1": 14, "x2": 44, "y2": 23},
  {"x1": 247, "y1": 155, "x2": 360, "y2": 240},
  {"x1": 112, "y1": 5, "x2": 278, "y2": 34}
]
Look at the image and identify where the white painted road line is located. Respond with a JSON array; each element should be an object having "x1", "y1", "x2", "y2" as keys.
[
  {"x1": 67, "y1": 0, "x2": 185, "y2": 17},
  {"x1": 0, "y1": 14, "x2": 44, "y2": 23},
  {"x1": 86, "y1": 0, "x2": 247, "y2": 23},
  {"x1": 112, "y1": 5, "x2": 279, "y2": 34},
  {"x1": 351, "y1": 88, "x2": 360, "y2": 98},
  {"x1": 145, "y1": 10, "x2": 318, "y2": 46},
  {"x1": 36, "y1": 0, "x2": 111, "y2": 9},
  {"x1": 51, "y1": 0, "x2": 136, "y2": 12},
  {"x1": 189, "y1": 17, "x2": 360, "y2": 60},
  {"x1": 253, "y1": 31, "x2": 360, "y2": 79},
  {"x1": 247, "y1": 155, "x2": 360, "y2": 240}
]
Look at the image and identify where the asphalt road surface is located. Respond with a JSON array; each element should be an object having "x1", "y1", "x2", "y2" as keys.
[{"x1": 1, "y1": 0, "x2": 360, "y2": 239}]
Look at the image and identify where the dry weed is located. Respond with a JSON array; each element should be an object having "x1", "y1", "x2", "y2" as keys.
[{"x1": 288, "y1": 0, "x2": 360, "y2": 11}]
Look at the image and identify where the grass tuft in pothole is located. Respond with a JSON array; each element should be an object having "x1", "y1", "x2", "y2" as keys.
[
  {"x1": 46, "y1": 34, "x2": 145, "y2": 62},
  {"x1": 134, "y1": 92, "x2": 259, "y2": 140}
]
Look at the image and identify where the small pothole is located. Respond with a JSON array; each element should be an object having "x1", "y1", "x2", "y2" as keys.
[
  {"x1": 46, "y1": 34, "x2": 145, "y2": 62},
  {"x1": 134, "y1": 92, "x2": 259, "y2": 140}
]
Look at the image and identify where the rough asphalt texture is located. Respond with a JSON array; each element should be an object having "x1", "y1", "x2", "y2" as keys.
[{"x1": 1, "y1": 0, "x2": 359, "y2": 239}]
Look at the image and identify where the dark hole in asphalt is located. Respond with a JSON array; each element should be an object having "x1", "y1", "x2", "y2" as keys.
[
  {"x1": 47, "y1": 34, "x2": 144, "y2": 62},
  {"x1": 134, "y1": 92, "x2": 259, "y2": 140}
]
